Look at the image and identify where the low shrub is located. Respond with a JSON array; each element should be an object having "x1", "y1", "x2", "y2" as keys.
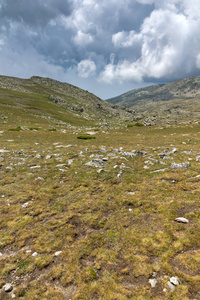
[
  {"x1": 9, "y1": 126, "x2": 22, "y2": 131},
  {"x1": 77, "y1": 135, "x2": 96, "y2": 140}
]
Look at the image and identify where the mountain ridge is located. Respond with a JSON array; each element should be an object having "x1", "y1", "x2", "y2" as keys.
[
  {"x1": 0, "y1": 75, "x2": 136, "y2": 127},
  {"x1": 106, "y1": 76, "x2": 200, "y2": 125},
  {"x1": 106, "y1": 76, "x2": 200, "y2": 107}
]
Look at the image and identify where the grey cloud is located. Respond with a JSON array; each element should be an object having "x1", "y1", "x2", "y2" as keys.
[{"x1": 0, "y1": 0, "x2": 72, "y2": 27}]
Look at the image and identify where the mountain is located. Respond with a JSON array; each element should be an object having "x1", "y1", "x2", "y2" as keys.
[
  {"x1": 106, "y1": 76, "x2": 200, "y2": 125},
  {"x1": 0, "y1": 75, "x2": 135, "y2": 129}
]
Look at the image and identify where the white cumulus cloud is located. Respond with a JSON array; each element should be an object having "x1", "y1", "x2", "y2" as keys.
[{"x1": 77, "y1": 59, "x2": 96, "y2": 78}]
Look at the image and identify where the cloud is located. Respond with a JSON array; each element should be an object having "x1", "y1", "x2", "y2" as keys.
[
  {"x1": 101, "y1": 1, "x2": 200, "y2": 83},
  {"x1": 73, "y1": 30, "x2": 94, "y2": 46},
  {"x1": 0, "y1": 0, "x2": 72, "y2": 27},
  {"x1": 0, "y1": 0, "x2": 200, "y2": 98},
  {"x1": 77, "y1": 59, "x2": 96, "y2": 78},
  {"x1": 112, "y1": 30, "x2": 142, "y2": 48}
]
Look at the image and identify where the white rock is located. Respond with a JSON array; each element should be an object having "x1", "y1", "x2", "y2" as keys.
[
  {"x1": 35, "y1": 177, "x2": 44, "y2": 181},
  {"x1": 175, "y1": 217, "x2": 189, "y2": 224},
  {"x1": 3, "y1": 283, "x2": 13, "y2": 293},
  {"x1": 126, "y1": 192, "x2": 135, "y2": 195},
  {"x1": 68, "y1": 159, "x2": 73, "y2": 165},
  {"x1": 149, "y1": 278, "x2": 157, "y2": 288},
  {"x1": 0, "y1": 252, "x2": 3, "y2": 256},
  {"x1": 45, "y1": 155, "x2": 52, "y2": 159},
  {"x1": 21, "y1": 202, "x2": 29, "y2": 208},
  {"x1": 30, "y1": 165, "x2": 41, "y2": 169},
  {"x1": 167, "y1": 281, "x2": 175, "y2": 291},
  {"x1": 0, "y1": 149, "x2": 10, "y2": 153},
  {"x1": 32, "y1": 252, "x2": 38, "y2": 257},
  {"x1": 196, "y1": 156, "x2": 200, "y2": 162},
  {"x1": 171, "y1": 162, "x2": 190, "y2": 169},
  {"x1": 170, "y1": 276, "x2": 180, "y2": 286},
  {"x1": 55, "y1": 251, "x2": 62, "y2": 256}
]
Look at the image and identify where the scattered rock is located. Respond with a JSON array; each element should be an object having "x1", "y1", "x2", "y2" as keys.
[
  {"x1": 45, "y1": 154, "x2": 52, "y2": 159},
  {"x1": 171, "y1": 162, "x2": 190, "y2": 169},
  {"x1": 196, "y1": 156, "x2": 200, "y2": 162},
  {"x1": 85, "y1": 159, "x2": 107, "y2": 168},
  {"x1": 175, "y1": 217, "x2": 189, "y2": 224},
  {"x1": 167, "y1": 281, "x2": 175, "y2": 291},
  {"x1": 68, "y1": 159, "x2": 73, "y2": 165},
  {"x1": 35, "y1": 177, "x2": 44, "y2": 181},
  {"x1": 0, "y1": 149, "x2": 10, "y2": 153},
  {"x1": 85, "y1": 131, "x2": 97, "y2": 135},
  {"x1": 3, "y1": 283, "x2": 13, "y2": 293},
  {"x1": 32, "y1": 252, "x2": 38, "y2": 257},
  {"x1": 149, "y1": 278, "x2": 157, "y2": 288},
  {"x1": 126, "y1": 191, "x2": 135, "y2": 195},
  {"x1": 170, "y1": 276, "x2": 180, "y2": 286},
  {"x1": 151, "y1": 168, "x2": 168, "y2": 173},
  {"x1": 30, "y1": 165, "x2": 41, "y2": 169},
  {"x1": 21, "y1": 202, "x2": 29, "y2": 208},
  {"x1": 55, "y1": 251, "x2": 62, "y2": 256}
]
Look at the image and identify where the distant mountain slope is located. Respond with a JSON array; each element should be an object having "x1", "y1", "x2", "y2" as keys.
[
  {"x1": 0, "y1": 75, "x2": 135, "y2": 127},
  {"x1": 106, "y1": 76, "x2": 200, "y2": 108},
  {"x1": 106, "y1": 76, "x2": 200, "y2": 126}
]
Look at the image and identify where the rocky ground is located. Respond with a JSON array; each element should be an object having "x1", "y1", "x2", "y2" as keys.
[{"x1": 0, "y1": 123, "x2": 200, "y2": 299}]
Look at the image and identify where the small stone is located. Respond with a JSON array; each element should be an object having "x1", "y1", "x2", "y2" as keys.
[
  {"x1": 26, "y1": 250, "x2": 32, "y2": 253},
  {"x1": 175, "y1": 217, "x2": 189, "y2": 224},
  {"x1": 126, "y1": 191, "x2": 135, "y2": 195},
  {"x1": 149, "y1": 278, "x2": 157, "y2": 288},
  {"x1": 196, "y1": 156, "x2": 200, "y2": 162},
  {"x1": 152, "y1": 272, "x2": 157, "y2": 277},
  {"x1": 32, "y1": 252, "x2": 38, "y2": 257},
  {"x1": 35, "y1": 177, "x2": 44, "y2": 181},
  {"x1": 171, "y1": 162, "x2": 190, "y2": 169},
  {"x1": 170, "y1": 276, "x2": 180, "y2": 286},
  {"x1": 21, "y1": 202, "x2": 29, "y2": 208},
  {"x1": 97, "y1": 169, "x2": 105, "y2": 173},
  {"x1": 68, "y1": 159, "x2": 73, "y2": 165},
  {"x1": 45, "y1": 155, "x2": 52, "y2": 159},
  {"x1": 167, "y1": 281, "x2": 175, "y2": 291},
  {"x1": 3, "y1": 283, "x2": 13, "y2": 293},
  {"x1": 55, "y1": 251, "x2": 62, "y2": 256},
  {"x1": 30, "y1": 165, "x2": 41, "y2": 169},
  {"x1": 0, "y1": 149, "x2": 10, "y2": 153},
  {"x1": 0, "y1": 252, "x2": 3, "y2": 256}
]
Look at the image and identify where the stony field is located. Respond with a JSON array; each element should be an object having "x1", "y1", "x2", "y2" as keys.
[{"x1": 0, "y1": 122, "x2": 200, "y2": 299}]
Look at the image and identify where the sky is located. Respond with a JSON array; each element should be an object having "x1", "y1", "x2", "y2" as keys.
[{"x1": 0, "y1": 0, "x2": 200, "y2": 99}]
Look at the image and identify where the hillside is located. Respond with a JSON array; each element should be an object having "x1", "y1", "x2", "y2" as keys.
[
  {"x1": 0, "y1": 75, "x2": 135, "y2": 129},
  {"x1": 107, "y1": 76, "x2": 200, "y2": 125}
]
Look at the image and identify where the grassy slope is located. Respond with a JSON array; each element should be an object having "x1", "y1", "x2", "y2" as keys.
[{"x1": 0, "y1": 79, "x2": 200, "y2": 299}]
